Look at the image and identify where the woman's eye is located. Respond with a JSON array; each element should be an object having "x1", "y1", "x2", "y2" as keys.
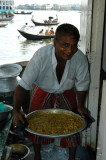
[{"x1": 63, "y1": 43, "x2": 68, "y2": 47}]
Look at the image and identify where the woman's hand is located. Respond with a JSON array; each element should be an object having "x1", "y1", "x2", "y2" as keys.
[
  {"x1": 77, "y1": 105, "x2": 88, "y2": 118},
  {"x1": 13, "y1": 110, "x2": 24, "y2": 126}
]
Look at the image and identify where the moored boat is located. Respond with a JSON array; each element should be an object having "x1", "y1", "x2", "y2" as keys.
[
  {"x1": 0, "y1": 0, "x2": 15, "y2": 22},
  {"x1": 0, "y1": 23, "x2": 8, "y2": 27},
  {"x1": 18, "y1": 29, "x2": 55, "y2": 40},
  {"x1": 0, "y1": 15, "x2": 14, "y2": 21},
  {"x1": 14, "y1": 10, "x2": 32, "y2": 14}
]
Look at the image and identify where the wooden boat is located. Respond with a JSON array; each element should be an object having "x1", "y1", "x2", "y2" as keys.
[
  {"x1": 0, "y1": 16, "x2": 14, "y2": 22},
  {"x1": 14, "y1": 11, "x2": 32, "y2": 14},
  {"x1": 0, "y1": 1, "x2": 14, "y2": 22},
  {"x1": 31, "y1": 18, "x2": 59, "y2": 26},
  {"x1": 18, "y1": 29, "x2": 55, "y2": 40},
  {"x1": 0, "y1": 23, "x2": 8, "y2": 27}
]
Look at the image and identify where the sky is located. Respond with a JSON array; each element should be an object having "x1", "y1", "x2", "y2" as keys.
[{"x1": 14, "y1": 0, "x2": 81, "y2": 6}]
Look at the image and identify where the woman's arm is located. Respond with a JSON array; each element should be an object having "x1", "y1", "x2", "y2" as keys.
[
  {"x1": 13, "y1": 85, "x2": 29, "y2": 126},
  {"x1": 76, "y1": 90, "x2": 88, "y2": 117}
]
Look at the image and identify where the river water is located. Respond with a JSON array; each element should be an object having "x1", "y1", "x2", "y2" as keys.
[{"x1": 0, "y1": 10, "x2": 80, "y2": 65}]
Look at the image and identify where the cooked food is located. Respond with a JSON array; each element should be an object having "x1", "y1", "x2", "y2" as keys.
[{"x1": 27, "y1": 110, "x2": 84, "y2": 135}]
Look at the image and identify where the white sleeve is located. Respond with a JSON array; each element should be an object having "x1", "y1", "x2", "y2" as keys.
[
  {"x1": 19, "y1": 53, "x2": 41, "y2": 90},
  {"x1": 75, "y1": 56, "x2": 90, "y2": 91}
]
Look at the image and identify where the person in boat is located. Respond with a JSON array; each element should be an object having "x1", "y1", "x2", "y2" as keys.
[
  {"x1": 44, "y1": 20, "x2": 47, "y2": 23},
  {"x1": 50, "y1": 27, "x2": 54, "y2": 35},
  {"x1": 39, "y1": 29, "x2": 44, "y2": 35},
  {"x1": 52, "y1": 14, "x2": 58, "y2": 22},
  {"x1": 13, "y1": 23, "x2": 90, "y2": 160},
  {"x1": 31, "y1": 15, "x2": 34, "y2": 21},
  {"x1": 45, "y1": 28, "x2": 50, "y2": 35},
  {"x1": 5, "y1": 11, "x2": 8, "y2": 18},
  {"x1": 47, "y1": 17, "x2": 52, "y2": 24},
  {"x1": 20, "y1": 23, "x2": 28, "y2": 32}
]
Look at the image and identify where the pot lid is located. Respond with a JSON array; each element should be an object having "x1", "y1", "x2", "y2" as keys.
[{"x1": 0, "y1": 64, "x2": 22, "y2": 78}]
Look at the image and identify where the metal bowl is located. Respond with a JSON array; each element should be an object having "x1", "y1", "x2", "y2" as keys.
[
  {"x1": 25, "y1": 108, "x2": 87, "y2": 138},
  {"x1": 9, "y1": 144, "x2": 30, "y2": 160},
  {"x1": 0, "y1": 104, "x2": 13, "y2": 121}
]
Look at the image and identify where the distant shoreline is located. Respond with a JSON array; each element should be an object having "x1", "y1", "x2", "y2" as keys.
[{"x1": 15, "y1": 3, "x2": 81, "y2": 11}]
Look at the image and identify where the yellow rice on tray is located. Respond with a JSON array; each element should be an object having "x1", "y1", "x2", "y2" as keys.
[{"x1": 27, "y1": 111, "x2": 84, "y2": 135}]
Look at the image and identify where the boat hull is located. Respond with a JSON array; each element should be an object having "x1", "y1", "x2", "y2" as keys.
[
  {"x1": 0, "y1": 16, "x2": 14, "y2": 22},
  {"x1": 31, "y1": 18, "x2": 59, "y2": 26},
  {"x1": 14, "y1": 12, "x2": 32, "y2": 14},
  {"x1": 0, "y1": 23, "x2": 8, "y2": 27},
  {"x1": 18, "y1": 29, "x2": 55, "y2": 40}
]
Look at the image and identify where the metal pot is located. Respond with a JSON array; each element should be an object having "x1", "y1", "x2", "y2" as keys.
[
  {"x1": 0, "y1": 104, "x2": 13, "y2": 121},
  {"x1": 0, "y1": 76, "x2": 21, "y2": 93},
  {"x1": 0, "y1": 64, "x2": 22, "y2": 93}
]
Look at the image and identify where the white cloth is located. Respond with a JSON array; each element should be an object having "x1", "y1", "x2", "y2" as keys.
[
  {"x1": 19, "y1": 44, "x2": 90, "y2": 93},
  {"x1": 20, "y1": 24, "x2": 27, "y2": 31}
]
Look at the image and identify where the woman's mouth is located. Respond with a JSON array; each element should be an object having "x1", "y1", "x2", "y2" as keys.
[{"x1": 64, "y1": 52, "x2": 70, "y2": 56}]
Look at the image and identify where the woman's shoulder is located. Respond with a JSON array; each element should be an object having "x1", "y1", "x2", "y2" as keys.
[
  {"x1": 33, "y1": 44, "x2": 54, "y2": 59},
  {"x1": 75, "y1": 49, "x2": 88, "y2": 60}
]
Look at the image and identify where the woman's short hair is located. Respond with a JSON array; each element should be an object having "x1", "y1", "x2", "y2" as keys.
[{"x1": 55, "y1": 23, "x2": 80, "y2": 41}]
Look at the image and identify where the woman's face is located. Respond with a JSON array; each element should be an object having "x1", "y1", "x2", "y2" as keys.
[{"x1": 54, "y1": 34, "x2": 78, "y2": 61}]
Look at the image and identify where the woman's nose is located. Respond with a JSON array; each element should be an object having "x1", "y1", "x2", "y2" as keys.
[{"x1": 65, "y1": 46, "x2": 72, "y2": 53}]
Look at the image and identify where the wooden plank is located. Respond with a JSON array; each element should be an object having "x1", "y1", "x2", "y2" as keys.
[
  {"x1": 96, "y1": 80, "x2": 106, "y2": 160},
  {"x1": 80, "y1": 0, "x2": 93, "y2": 147},
  {"x1": 80, "y1": 0, "x2": 105, "y2": 150},
  {"x1": 87, "y1": 0, "x2": 105, "y2": 150}
]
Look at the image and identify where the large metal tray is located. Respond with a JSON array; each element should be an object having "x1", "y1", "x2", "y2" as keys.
[{"x1": 25, "y1": 109, "x2": 87, "y2": 138}]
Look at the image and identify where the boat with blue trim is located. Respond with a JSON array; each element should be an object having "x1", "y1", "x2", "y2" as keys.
[{"x1": 0, "y1": 0, "x2": 14, "y2": 21}]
